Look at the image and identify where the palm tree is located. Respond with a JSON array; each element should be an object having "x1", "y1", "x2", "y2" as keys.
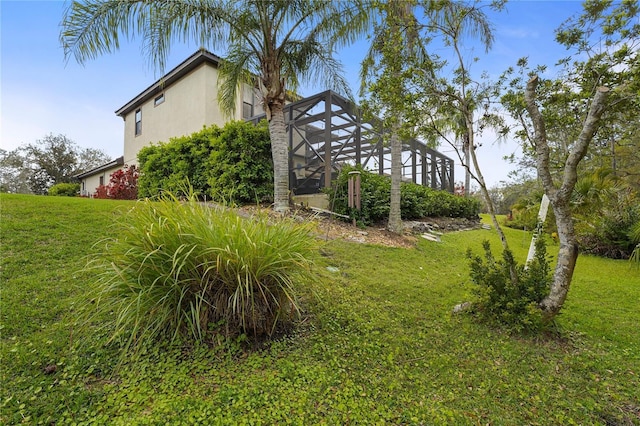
[
  {"x1": 361, "y1": 0, "x2": 425, "y2": 234},
  {"x1": 61, "y1": 0, "x2": 369, "y2": 212}
]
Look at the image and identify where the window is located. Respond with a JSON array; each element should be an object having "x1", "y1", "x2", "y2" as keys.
[
  {"x1": 242, "y1": 101, "x2": 253, "y2": 119},
  {"x1": 99, "y1": 176, "x2": 104, "y2": 186},
  {"x1": 135, "y1": 108, "x2": 142, "y2": 135},
  {"x1": 154, "y1": 93, "x2": 165, "y2": 106}
]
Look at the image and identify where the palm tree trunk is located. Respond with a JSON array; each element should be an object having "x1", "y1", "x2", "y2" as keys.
[
  {"x1": 268, "y1": 101, "x2": 290, "y2": 213},
  {"x1": 388, "y1": 126, "x2": 403, "y2": 233}
]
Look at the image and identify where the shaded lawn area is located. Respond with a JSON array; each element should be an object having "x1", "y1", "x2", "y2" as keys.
[{"x1": 1, "y1": 193, "x2": 638, "y2": 425}]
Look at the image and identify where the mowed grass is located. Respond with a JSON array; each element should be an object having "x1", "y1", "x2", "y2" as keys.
[{"x1": 1, "y1": 193, "x2": 638, "y2": 425}]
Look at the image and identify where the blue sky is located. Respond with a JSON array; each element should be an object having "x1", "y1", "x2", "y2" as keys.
[{"x1": 1, "y1": 0, "x2": 586, "y2": 186}]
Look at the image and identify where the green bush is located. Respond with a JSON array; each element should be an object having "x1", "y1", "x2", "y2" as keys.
[
  {"x1": 137, "y1": 121, "x2": 272, "y2": 203},
  {"x1": 206, "y1": 120, "x2": 273, "y2": 203},
  {"x1": 137, "y1": 126, "x2": 221, "y2": 198},
  {"x1": 325, "y1": 165, "x2": 480, "y2": 226},
  {"x1": 48, "y1": 182, "x2": 79, "y2": 196},
  {"x1": 576, "y1": 201, "x2": 640, "y2": 259},
  {"x1": 466, "y1": 238, "x2": 552, "y2": 333},
  {"x1": 86, "y1": 192, "x2": 318, "y2": 353}
]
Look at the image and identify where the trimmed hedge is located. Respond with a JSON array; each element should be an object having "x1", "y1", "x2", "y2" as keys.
[
  {"x1": 48, "y1": 182, "x2": 79, "y2": 197},
  {"x1": 325, "y1": 166, "x2": 480, "y2": 225},
  {"x1": 138, "y1": 120, "x2": 273, "y2": 203}
]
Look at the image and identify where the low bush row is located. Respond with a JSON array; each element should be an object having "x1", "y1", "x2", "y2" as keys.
[{"x1": 325, "y1": 165, "x2": 480, "y2": 226}]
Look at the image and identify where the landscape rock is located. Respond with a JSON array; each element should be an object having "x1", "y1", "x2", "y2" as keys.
[
  {"x1": 406, "y1": 217, "x2": 482, "y2": 234},
  {"x1": 421, "y1": 233, "x2": 441, "y2": 242},
  {"x1": 452, "y1": 302, "x2": 473, "y2": 314}
]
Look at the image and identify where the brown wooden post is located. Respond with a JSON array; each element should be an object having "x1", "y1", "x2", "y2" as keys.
[{"x1": 348, "y1": 170, "x2": 361, "y2": 226}]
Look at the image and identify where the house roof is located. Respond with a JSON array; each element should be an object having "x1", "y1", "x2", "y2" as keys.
[
  {"x1": 75, "y1": 156, "x2": 124, "y2": 179},
  {"x1": 114, "y1": 49, "x2": 222, "y2": 118}
]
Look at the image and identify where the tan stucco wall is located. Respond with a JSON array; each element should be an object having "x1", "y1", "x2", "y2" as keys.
[
  {"x1": 80, "y1": 165, "x2": 122, "y2": 197},
  {"x1": 122, "y1": 63, "x2": 244, "y2": 165}
]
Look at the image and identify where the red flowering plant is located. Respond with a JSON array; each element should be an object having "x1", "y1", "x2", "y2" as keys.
[
  {"x1": 94, "y1": 184, "x2": 109, "y2": 199},
  {"x1": 93, "y1": 165, "x2": 139, "y2": 200}
]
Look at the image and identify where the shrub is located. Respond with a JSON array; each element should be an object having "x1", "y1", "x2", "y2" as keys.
[
  {"x1": 94, "y1": 184, "x2": 108, "y2": 199},
  {"x1": 206, "y1": 120, "x2": 273, "y2": 203},
  {"x1": 325, "y1": 165, "x2": 480, "y2": 225},
  {"x1": 137, "y1": 121, "x2": 273, "y2": 203},
  {"x1": 630, "y1": 244, "x2": 640, "y2": 267},
  {"x1": 94, "y1": 165, "x2": 139, "y2": 200},
  {"x1": 466, "y1": 237, "x2": 552, "y2": 333},
  {"x1": 48, "y1": 182, "x2": 79, "y2": 196},
  {"x1": 137, "y1": 126, "x2": 221, "y2": 198},
  {"x1": 110, "y1": 165, "x2": 139, "y2": 200},
  {"x1": 87, "y1": 192, "x2": 318, "y2": 353},
  {"x1": 503, "y1": 189, "x2": 556, "y2": 233},
  {"x1": 576, "y1": 197, "x2": 640, "y2": 259}
]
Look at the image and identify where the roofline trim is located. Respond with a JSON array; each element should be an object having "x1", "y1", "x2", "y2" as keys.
[
  {"x1": 75, "y1": 156, "x2": 125, "y2": 179},
  {"x1": 114, "y1": 49, "x2": 222, "y2": 117}
]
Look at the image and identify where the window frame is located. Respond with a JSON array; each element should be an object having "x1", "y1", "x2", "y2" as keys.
[
  {"x1": 134, "y1": 108, "x2": 142, "y2": 136},
  {"x1": 242, "y1": 101, "x2": 254, "y2": 119},
  {"x1": 154, "y1": 93, "x2": 165, "y2": 106}
]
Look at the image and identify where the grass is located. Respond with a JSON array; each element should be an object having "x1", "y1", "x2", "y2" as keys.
[
  {"x1": 1, "y1": 193, "x2": 639, "y2": 425},
  {"x1": 88, "y1": 194, "x2": 318, "y2": 353}
]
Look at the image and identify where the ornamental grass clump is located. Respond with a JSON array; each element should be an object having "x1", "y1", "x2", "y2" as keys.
[{"x1": 87, "y1": 193, "x2": 318, "y2": 352}]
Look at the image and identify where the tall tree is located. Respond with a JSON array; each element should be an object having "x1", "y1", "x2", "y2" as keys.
[
  {"x1": 360, "y1": 0, "x2": 425, "y2": 233},
  {"x1": 0, "y1": 148, "x2": 31, "y2": 194},
  {"x1": 502, "y1": 0, "x2": 638, "y2": 319},
  {"x1": 61, "y1": 0, "x2": 369, "y2": 212},
  {"x1": 25, "y1": 134, "x2": 79, "y2": 192},
  {"x1": 0, "y1": 135, "x2": 111, "y2": 194},
  {"x1": 524, "y1": 79, "x2": 610, "y2": 318},
  {"x1": 416, "y1": 0, "x2": 508, "y2": 248}
]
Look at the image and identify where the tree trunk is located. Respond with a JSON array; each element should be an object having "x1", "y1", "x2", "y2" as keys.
[
  {"x1": 268, "y1": 101, "x2": 290, "y2": 213},
  {"x1": 539, "y1": 197, "x2": 579, "y2": 316},
  {"x1": 524, "y1": 75, "x2": 610, "y2": 320},
  {"x1": 463, "y1": 134, "x2": 471, "y2": 197},
  {"x1": 466, "y1": 118, "x2": 510, "y2": 251},
  {"x1": 388, "y1": 125, "x2": 403, "y2": 233}
]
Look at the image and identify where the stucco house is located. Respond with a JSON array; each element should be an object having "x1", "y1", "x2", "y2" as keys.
[
  {"x1": 77, "y1": 49, "x2": 263, "y2": 196},
  {"x1": 76, "y1": 155, "x2": 124, "y2": 197}
]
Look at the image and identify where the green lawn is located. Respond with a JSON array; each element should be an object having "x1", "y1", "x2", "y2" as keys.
[{"x1": 1, "y1": 193, "x2": 638, "y2": 425}]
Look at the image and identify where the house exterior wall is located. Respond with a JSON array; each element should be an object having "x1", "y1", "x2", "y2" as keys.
[
  {"x1": 78, "y1": 51, "x2": 270, "y2": 197},
  {"x1": 123, "y1": 63, "x2": 240, "y2": 165},
  {"x1": 80, "y1": 164, "x2": 122, "y2": 197}
]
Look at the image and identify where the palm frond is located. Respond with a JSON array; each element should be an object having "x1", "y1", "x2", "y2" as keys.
[
  {"x1": 61, "y1": 0, "x2": 231, "y2": 73},
  {"x1": 218, "y1": 46, "x2": 257, "y2": 117}
]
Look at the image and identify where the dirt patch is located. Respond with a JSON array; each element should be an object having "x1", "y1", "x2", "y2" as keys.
[
  {"x1": 238, "y1": 205, "x2": 480, "y2": 249},
  {"x1": 312, "y1": 217, "x2": 419, "y2": 249}
]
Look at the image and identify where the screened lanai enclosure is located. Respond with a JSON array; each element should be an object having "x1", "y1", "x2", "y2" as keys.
[{"x1": 249, "y1": 90, "x2": 454, "y2": 196}]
